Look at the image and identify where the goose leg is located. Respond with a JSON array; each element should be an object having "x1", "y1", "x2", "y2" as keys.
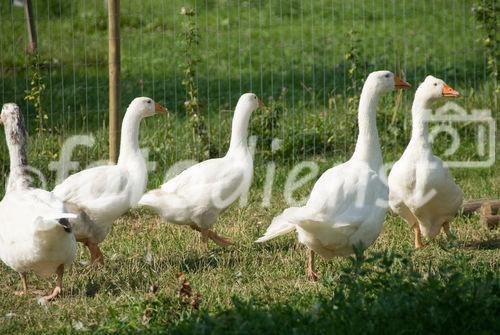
[
  {"x1": 42, "y1": 265, "x2": 64, "y2": 302},
  {"x1": 307, "y1": 249, "x2": 319, "y2": 282},
  {"x1": 190, "y1": 225, "x2": 234, "y2": 248},
  {"x1": 204, "y1": 230, "x2": 234, "y2": 247},
  {"x1": 442, "y1": 221, "x2": 452, "y2": 238},
  {"x1": 189, "y1": 225, "x2": 209, "y2": 250},
  {"x1": 201, "y1": 232, "x2": 209, "y2": 251},
  {"x1": 14, "y1": 273, "x2": 28, "y2": 296},
  {"x1": 84, "y1": 240, "x2": 104, "y2": 265},
  {"x1": 393, "y1": 203, "x2": 424, "y2": 249},
  {"x1": 413, "y1": 224, "x2": 423, "y2": 249}
]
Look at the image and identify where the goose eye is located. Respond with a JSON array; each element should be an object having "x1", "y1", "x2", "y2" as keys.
[
  {"x1": 385, "y1": 74, "x2": 390, "y2": 78},
  {"x1": 147, "y1": 99, "x2": 152, "y2": 104},
  {"x1": 433, "y1": 83, "x2": 438, "y2": 87}
]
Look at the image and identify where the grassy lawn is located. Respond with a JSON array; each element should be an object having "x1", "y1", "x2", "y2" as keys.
[
  {"x1": 0, "y1": 0, "x2": 499, "y2": 334},
  {"x1": 0, "y1": 174, "x2": 498, "y2": 334}
]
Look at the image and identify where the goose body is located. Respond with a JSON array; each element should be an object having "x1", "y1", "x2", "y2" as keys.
[
  {"x1": 0, "y1": 189, "x2": 76, "y2": 277},
  {"x1": 275, "y1": 159, "x2": 389, "y2": 258},
  {"x1": 143, "y1": 152, "x2": 253, "y2": 230},
  {"x1": 53, "y1": 97, "x2": 166, "y2": 263},
  {"x1": 0, "y1": 103, "x2": 76, "y2": 301},
  {"x1": 388, "y1": 76, "x2": 463, "y2": 247},
  {"x1": 139, "y1": 93, "x2": 262, "y2": 247},
  {"x1": 53, "y1": 164, "x2": 145, "y2": 243},
  {"x1": 257, "y1": 72, "x2": 411, "y2": 280}
]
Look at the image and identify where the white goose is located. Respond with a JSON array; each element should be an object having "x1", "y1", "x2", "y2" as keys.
[
  {"x1": 256, "y1": 71, "x2": 411, "y2": 280},
  {"x1": 0, "y1": 103, "x2": 76, "y2": 301},
  {"x1": 139, "y1": 93, "x2": 262, "y2": 248},
  {"x1": 53, "y1": 97, "x2": 167, "y2": 263},
  {"x1": 388, "y1": 75, "x2": 463, "y2": 248}
]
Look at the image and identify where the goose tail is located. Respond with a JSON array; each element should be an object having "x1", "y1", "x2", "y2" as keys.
[
  {"x1": 255, "y1": 207, "x2": 302, "y2": 243},
  {"x1": 138, "y1": 190, "x2": 162, "y2": 209},
  {"x1": 34, "y1": 213, "x2": 77, "y2": 233}
]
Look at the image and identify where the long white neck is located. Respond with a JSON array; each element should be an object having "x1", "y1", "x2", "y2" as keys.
[
  {"x1": 117, "y1": 108, "x2": 144, "y2": 166},
  {"x1": 351, "y1": 83, "x2": 383, "y2": 169},
  {"x1": 115, "y1": 107, "x2": 149, "y2": 204},
  {"x1": 227, "y1": 103, "x2": 252, "y2": 155},
  {"x1": 4, "y1": 118, "x2": 31, "y2": 192},
  {"x1": 408, "y1": 93, "x2": 431, "y2": 149}
]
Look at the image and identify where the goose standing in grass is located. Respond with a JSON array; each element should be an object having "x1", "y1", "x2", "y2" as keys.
[
  {"x1": 388, "y1": 76, "x2": 463, "y2": 248},
  {"x1": 256, "y1": 71, "x2": 411, "y2": 281},
  {"x1": 0, "y1": 103, "x2": 76, "y2": 301},
  {"x1": 139, "y1": 93, "x2": 263, "y2": 248},
  {"x1": 53, "y1": 97, "x2": 167, "y2": 264}
]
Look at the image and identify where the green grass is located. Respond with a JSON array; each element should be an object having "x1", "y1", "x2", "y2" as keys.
[
  {"x1": 0, "y1": 0, "x2": 499, "y2": 334},
  {"x1": 0, "y1": 187, "x2": 499, "y2": 334},
  {"x1": 0, "y1": 165, "x2": 498, "y2": 333}
]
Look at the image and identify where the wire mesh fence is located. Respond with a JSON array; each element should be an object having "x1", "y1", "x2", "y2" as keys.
[{"x1": 0, "y1": 0, "x2": 497, "y2": 192}]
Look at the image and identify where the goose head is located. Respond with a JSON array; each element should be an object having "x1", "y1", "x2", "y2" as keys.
[
  {"x1": 235, "y1": 93, "x2": 264, "y2": 114},
  {"x1": 366, "y1": 70, "x2": 411, "y2": 94},
  {"x1": 127, "y1": 97, "x2": 167, "y2": 118},
  {"x1": 227, "y1": 93, "x2": 263, "y2": 153},
  {"x1": 0, "y1": 103, "x2": 25, "y2": 142},
  {"x1": 0, "y1": 103, "x2": 21, "y2": 127},
  {"x1": 415, "y1": 75, "x2": 460, "y2": 103}
]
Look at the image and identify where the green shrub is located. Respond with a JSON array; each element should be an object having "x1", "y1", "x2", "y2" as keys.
[{"x1": 472, "y1": 0, "x2": 499, "y2": 92}]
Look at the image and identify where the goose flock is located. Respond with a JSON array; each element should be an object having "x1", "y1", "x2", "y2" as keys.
[{"x1": 0, "y1": 71, "x2": 464, "y2": 301}]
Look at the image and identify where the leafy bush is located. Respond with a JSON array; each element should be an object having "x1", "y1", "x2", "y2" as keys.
[
  {"x1": 179, "y1": 7, "x2": 213, "y2": 160},
  {"x1": 472, "y1": 0, "x2": 499, "y2": 92},
  {"x1": 24, "y1": 53, "x2": 47, "y2": 134},
  {"x1": 250, "y1": 88, "x2": 287, "y2": 160}
]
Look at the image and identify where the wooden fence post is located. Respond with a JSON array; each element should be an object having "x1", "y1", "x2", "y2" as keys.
[
  {"x1": 108, "y1": 0, "x2": 120, "y2": 163},
  {"x1": 24, "y1": 0, "x2": 37, "y2": 54}
]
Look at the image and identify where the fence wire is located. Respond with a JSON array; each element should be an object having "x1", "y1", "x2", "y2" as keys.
[{"x1": 0, "y1": 0, "x2": 497, "y2": 190}]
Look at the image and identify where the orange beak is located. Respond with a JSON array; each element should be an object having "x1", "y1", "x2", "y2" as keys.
[
  {"x1": 155, "y1": 102, "x2": 168, "y2": 113},
  {"x1": 258, "y1": 99, "x2": 265, "y2": 109},
  {"x1": 394, "y1": 76, "x2": 411, "y2": 89},
  {"x1": 442, "y1": 84, "x2": 460, "y2": 97}
]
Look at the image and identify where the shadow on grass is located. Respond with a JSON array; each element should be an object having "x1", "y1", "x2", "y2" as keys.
[
  {"x1": 93, "y1": 250, "x2": 500, "y2": 334},
  {"x1": 464, "y1": 238, "x2": 500, "y2": 250},
  {"x1": 142, "y1": 247, "x2": 242, "y2": 275},
  {"x1": 178, "y1": 249, "x2": 239, "y2": 274}
]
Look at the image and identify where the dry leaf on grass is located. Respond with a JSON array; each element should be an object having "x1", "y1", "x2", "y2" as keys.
[{"x1": 177, "y1": 272, "x2": 202, "y2": 310}]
